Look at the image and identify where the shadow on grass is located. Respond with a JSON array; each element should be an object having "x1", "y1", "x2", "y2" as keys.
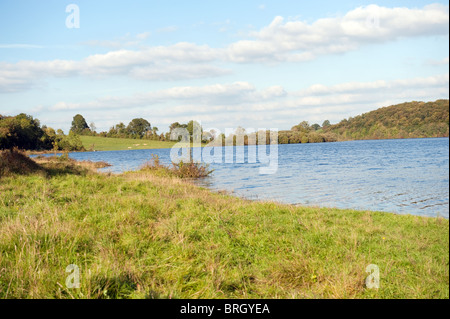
[
  {"x1": 87, "y1": 273, "x2": 173, "y2": 299},
  {"x1": 0, "y1": 148, "x2": 45, "y2": 177},
  {"x1": 89, "y1": 273, "x2": 138, "y2": 299}
]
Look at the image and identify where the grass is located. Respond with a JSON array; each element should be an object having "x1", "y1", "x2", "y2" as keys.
[
  {"x1": 80, "y1": 136, "x2": 178, "y2": 151},
  {"x1": 0, "y1": 151, "x2": 448, "y2": 299}
]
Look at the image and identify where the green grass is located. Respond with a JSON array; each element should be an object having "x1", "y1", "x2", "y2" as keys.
[
  {"x1": 80, "y1": 136, "x2": 178, "y2": 151},
  {"x1": 0, "y1": 155, "x2": 448, "y2": 299}
]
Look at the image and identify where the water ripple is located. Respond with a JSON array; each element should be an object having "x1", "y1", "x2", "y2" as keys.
[{"x1": 56, "y1": 137, "x2": 448, "y2": 218}]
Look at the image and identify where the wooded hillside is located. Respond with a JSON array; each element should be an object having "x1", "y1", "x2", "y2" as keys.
[{"x1": 323, "y1": 99, "x2": 449, "y2": 141}]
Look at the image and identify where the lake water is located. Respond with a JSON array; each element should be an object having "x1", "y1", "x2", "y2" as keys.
[{"x1": 54, "y1": 138, "x2": 449, "y2": 218}]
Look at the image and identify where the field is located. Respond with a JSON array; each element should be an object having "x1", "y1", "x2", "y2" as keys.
[
  {"x1": 80, "y1": 136, "x2": 177, "y2": 151},
  {"x1": 0, "y1": 152, "x2": 448, "y2": 299}
]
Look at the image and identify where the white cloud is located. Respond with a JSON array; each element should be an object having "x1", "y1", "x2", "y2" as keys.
[
  {"x1": 227, "y1": 4, "x2": 449, "y2": 62},
  {"x1": 297, "y1": 73, "x2": 449, "y2": 96},
  {"x1": 0, "y1": 43, "x2": 227, "y2": 92},
  {"x1": 129, "y1": 64, "x2": 232, "y2": 81},
  {"x1": 44, "y1": 73, "x2": 448, "y2": 132},
  {"x1": 0, "y1": 4, "x2": 448, "y2": 93},
  {"x1": 48, "y1": 81, "x2": 285, "y2": 112}
]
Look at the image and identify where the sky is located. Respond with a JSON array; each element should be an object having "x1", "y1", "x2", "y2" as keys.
[{"x1": 0, "y1": 0, "x2": 448, "y2": 133}]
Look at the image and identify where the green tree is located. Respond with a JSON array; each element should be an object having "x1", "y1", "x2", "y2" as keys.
[
  {"x1": 0, "y1": 113, "x2": 49, "y2": 150},
  {"x1": 108, "y1": 122, "x2": 127, "y2": 138},
  {"x1": 54, "y1": 131, "x2": 85, "y2": 151},
  {"x1": 151, "y1": 127, "x2": 159, "y2": 140},
  {"x1": 322, "y1": 120, "x2": 331, "y2": 128},
  {"x1": 71, "y1": 114, "x2": 89, "y2": 134},
  {"x1": 127, "y1": 118, "x2": 151, "y2": 138}
]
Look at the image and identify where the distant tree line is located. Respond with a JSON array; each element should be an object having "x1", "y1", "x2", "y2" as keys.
[
  {"x1": 68, "y1": 99, "x2": 450, "y2": 148},
  {"x1": 78, "y1": 115, "x2": 210, "y2": 143},
  {"x1": 73, "y1": 114, "x2": 165, "y2": 141},
  {"x1": 214, "y1": 100, "x2": 449, "y2": 146},
  {"x1": 1, "y1": 99, "x2": 448, "y2": 151}
]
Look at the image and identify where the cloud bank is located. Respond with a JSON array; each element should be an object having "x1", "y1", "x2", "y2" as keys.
[
  {"x1": 43, "y1": 73, "x2": 448, "y2": 131},
  {"x1": 0, "y1": 4, "x2": 448, "y2": 93}
]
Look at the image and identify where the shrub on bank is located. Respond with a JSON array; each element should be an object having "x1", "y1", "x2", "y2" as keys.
[{"x1": 140, "y1": 154, "x2": 213, "y2": 178}]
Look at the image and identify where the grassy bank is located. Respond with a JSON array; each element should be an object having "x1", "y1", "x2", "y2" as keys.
[
  {"x1": 80, "y1": 136, "x2": 177, "y2": 151},
  {"x1": 0, "y1": 152, "x2": 448, "y2": 299}
]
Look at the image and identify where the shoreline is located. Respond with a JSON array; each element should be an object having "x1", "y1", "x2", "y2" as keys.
[
  {"x1": 23, "y1": 135, "x2": 450, "y2": 154},
  {"x1": 24, "y1": 138, "x2": 449, "y2": 219}
]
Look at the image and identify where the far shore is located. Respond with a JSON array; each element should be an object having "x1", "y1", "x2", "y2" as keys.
[{"x1": 22, "y1": 135, "x2": 449, "y2": 154}]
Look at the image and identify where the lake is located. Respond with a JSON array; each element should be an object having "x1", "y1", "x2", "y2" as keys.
[{"x1": 54, "y1": 137, "x2": 449, "y2": 218}]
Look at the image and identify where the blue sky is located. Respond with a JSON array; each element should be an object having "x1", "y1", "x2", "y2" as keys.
[{"x1": 0, "y1": 0, "x2": 448, "y2": 133}]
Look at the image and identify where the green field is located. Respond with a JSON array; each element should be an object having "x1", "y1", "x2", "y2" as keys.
[
  {"x1": 80, "y1": 136, "x2": 177, "y2": 151},
  {"x1": 0, "y1": 153, "x2": 448, "y2": 299}
]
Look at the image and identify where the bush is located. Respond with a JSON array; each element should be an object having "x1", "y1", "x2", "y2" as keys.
[
  {"x1": 171, "y1": 160, "x2": 214, "y2": 178},
  {"x1": 54, "y1": 132, "x2": 85, "y2": 151},
  {"x1": 140, "y1": 154, "x2": 213, "y2": 178}
]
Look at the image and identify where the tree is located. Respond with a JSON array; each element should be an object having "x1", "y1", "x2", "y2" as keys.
[
  {"x1": 292, "y1": 121, "x2": 311, "y2": 133},
  {"x1": 0, "y1": 114, "x2": 72, "y2": 151},
  {"x1": 127, "y1": 118, "x2": 151, "y2": 138},
  {"x1": 309, "y1": 132, "x2": 325, "y2": 143},
  {"x1": 54, "y1": 130, "x2": 85, "y2": 151},
  {"x1": 322, "y1": 120, "x2": 331, "y2": 128},
  {"x1": 71, "y1": 114, "x2": 89, "y2": 134},
  {"x1": 108, "y1": 122, "x2": 127, "y2": 138},
  {"x1": 0, "y1": 113, "x2": 47, "y2": 150},
  {"x1": 288, "y1": 133, "x2": 301, "y2": 144},
  {"x1": 311, "y1": 123, "x2": 321, "y2": 131},
  {"x1": 41, "y1": 127, "x2": 57, "y2": 150},
  {"x1": 151, "y1": 127, "x2": 159, "y2": 140},
  {"x1": 278, "y1": 134, "x2": 289, "y2": 144}
]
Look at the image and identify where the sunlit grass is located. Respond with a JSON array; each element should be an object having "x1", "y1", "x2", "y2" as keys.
[
  {"x1": 80, "y1": 136, "x2": 178, "y2": 151},
  {"x1": 0, "y1": 152, "x2": 448, "y2": 299}
]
